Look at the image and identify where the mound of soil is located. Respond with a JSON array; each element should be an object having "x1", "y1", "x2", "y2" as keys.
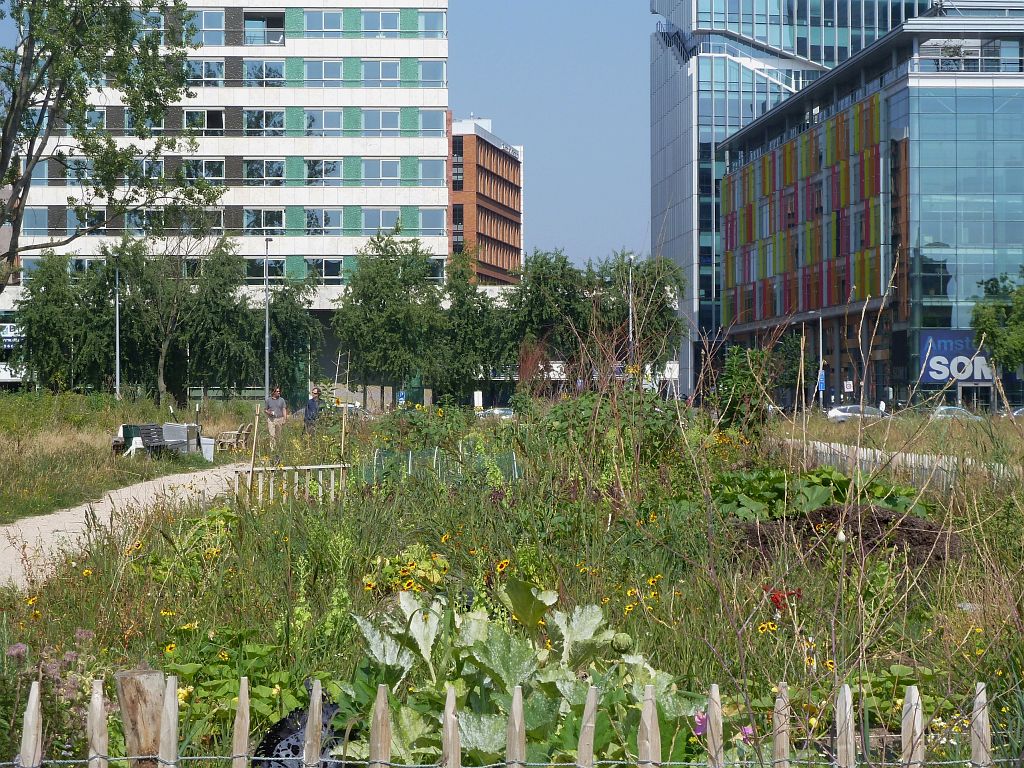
[{"x1": 737, "y1": 504, "x2": 962, "y2": 567}]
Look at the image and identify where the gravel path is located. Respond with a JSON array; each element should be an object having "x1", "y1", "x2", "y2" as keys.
[{"x1": 0, "y1": 462, "x2": 247, "y2": 589}]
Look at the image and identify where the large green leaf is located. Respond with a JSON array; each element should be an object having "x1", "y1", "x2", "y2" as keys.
[
  {"x1": 392, "y1": 706, "x2": 433, "y2": 762},
  {"x1": 550, "y1": 605, "x2": 612, "y2": 664},
  {"x1": 354, "y1": 615, "x2": 415, "y2": 675},
  {"x1": 456, "y1": 608, "x2": 491, "y2": 649},
  {"x1": 471, "y1": 630, "x2": 538, "y2": 693},
  {"x1": 398, "y1": 592, "x2": 441, "y2": 680},
  {"x1": 460, "y1": 712, "x2": 507, "y2": 759},
  {"x1": 499, "y1": 577, "x2": 557, "y2": 633}
]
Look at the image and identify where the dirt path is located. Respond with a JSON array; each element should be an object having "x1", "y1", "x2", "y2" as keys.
[{"x1": 0, "y1": 462, "x2": 247, "y2": 589}]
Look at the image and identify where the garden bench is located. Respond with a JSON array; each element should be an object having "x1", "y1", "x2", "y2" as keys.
[
  {"x1": 216, "y1": 422, "x2": 252, "y2": 451},
  {"x1": 123, "y1": 423, "x2": 187, "y2": 457}
]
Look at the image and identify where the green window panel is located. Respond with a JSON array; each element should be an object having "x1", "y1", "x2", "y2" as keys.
[
  {"x1": 285, "y1": 58, "x2": 304, "y2": 88},
  {"x1": 400, "y1": 156, "x2": 419, "y2": 187},
  {"x1": 343, "y1": 255, "x2": 358, "y2": 282},
  {"x1": 400, "y1": 58, "x2": 419, "y2": 88},
  {"x1": 400, "y1": 107, "x2": 419, "y2": 137},
  {"x1": 343, "y1": 107, "x2": 362, "y2": 137},
  {"x1": 284, "y1": 8, "x2": 304, "y2": 39},
  {"x1": 400, "y1": 206, "x2": 419, "y2": 235},
  {"x1": 343, "y1": 58, "x2": 361, "y2": 87},
  {"x1": 285, "y1": 254, "x2": 307, "y2": 281},
  {"x1": 343, "y1": 157, "x2": 362, "y2": 187},
  {"x1": 285, "y1": 206, "x2": 305, "y2": 236},
  {"x1": 343, "y1": 8, "x2": 361, "y2": 38},
  {"x1": 285, "y1": 107, "x2": 305, "y2": 137},
  {"x1": 400, "y1": 8, "x2": 418, "y2": 38},
  {"x1": 343, "y1": 206, "x2": 362, "y2": 235},
  {"x1": 285, "y1": 156, "x2": 305, "y2": 187}
]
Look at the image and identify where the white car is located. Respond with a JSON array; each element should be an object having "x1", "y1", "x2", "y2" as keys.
[
  {"x1": 930, "y1": 405, "x2": 983, "y2": 422},
  {"x1": 476, "y1": 407, "x2": 515, "y2": 421},
  {"x1": 827, "y1": 404, "x2": 886, "y2": 423}
]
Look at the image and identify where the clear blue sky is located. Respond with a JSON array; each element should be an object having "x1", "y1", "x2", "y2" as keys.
[{"x1": 448, "y1": 2, "x2": 652, "y2": 265}]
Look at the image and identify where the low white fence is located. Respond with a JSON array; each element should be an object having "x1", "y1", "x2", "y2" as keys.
[{"x1": 234, "y1": 464, "x2": 349, "y2": 505}]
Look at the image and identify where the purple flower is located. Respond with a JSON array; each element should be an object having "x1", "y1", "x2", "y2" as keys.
[
  {"x1": 74, "y1": 629, "x2": 95, "y2": 644},
  {"x1": 5, "y1": 643, "x2": 28, "y2": 661},
  {"x1": 741, "y1": 725, "x2": 755, "y2": 745},
  {"x1": 693, "y1": 711, "x2": 708, "y2": 736},
  {"x1": 42, "y1": 661, "x2": 63, "y2": 680},
  {"x1": 63, "y1": 651, "x2": 79, "y2": 665}
]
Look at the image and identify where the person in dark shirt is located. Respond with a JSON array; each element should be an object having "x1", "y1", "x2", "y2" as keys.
[{"x1": 304, "y1": 387, "x2": 322, "y2": 434}]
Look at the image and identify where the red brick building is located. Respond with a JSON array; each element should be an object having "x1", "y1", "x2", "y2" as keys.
[{"x1": 450, "y1": 118, "x2": 523, "y2": 285}]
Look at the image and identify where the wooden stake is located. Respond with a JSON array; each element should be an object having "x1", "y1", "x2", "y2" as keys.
[
  {"x1": 304, "y1": 680, "x2": 323, "y2": 768},
  {"x1": 115, "y1": 666, "x2": 165, "y2": 768},
  {"x1": 971, "y1": 682, "x2": 992, "y2": 768},
  {"x1": 638, "y1": 684, "x2": 661, "y2": 768},
  {"x1": 369, "y1": 684, "x2": 391, "y2": 768},
  {"x1": 577, "y1": 686, "x2": 598, "y2": 768},
  {"x1": 19, "y1": 680, "x2": 42, "y2": 768},
  {"x1": 88, "y1": 679, "x2": 109, "y2": 768},
  {"x1": 159, "y1": 675, "x2": 179, "y2": 768},
  {"x1": 506, "y1": 686, "x2": 526, "y2": 768},
  {"x1": 232, "y1": 677, "x2": 251, "y2": 768},
  {"x1": 442, "y1": 685, "x2": 461, "y2": 768},
  {"x1": 836, "y1": 684, "x2": 856, "y2": 768},
  {"x1": 901, "y1": 685, "x2": 924, "y2": 768},
  {"x1": 708, "y1": 684, "x2": 724, "y2": 768},
  {"x1": 772, "y1": 683, "x2": 790, "y2": 768}
]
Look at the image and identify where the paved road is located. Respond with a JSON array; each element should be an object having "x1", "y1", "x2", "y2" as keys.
[{"x1": 0, "y1": 462, "x2": 246, "y2": 589}]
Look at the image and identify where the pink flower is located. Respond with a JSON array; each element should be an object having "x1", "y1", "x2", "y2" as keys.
[
  {"x1": 693, "y1": 711, "x2": 708, "y2": 736},
  {"x1": 741, "y1": 725, "x2": 755, "y2": 744},
  {"x1": 5, "y1": 643, "x2": 28, "y2": 661}
]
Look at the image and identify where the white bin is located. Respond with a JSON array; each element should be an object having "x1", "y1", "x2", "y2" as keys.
[{"x1": 200, "y1": 437, "x2": 215, "y2": 462}]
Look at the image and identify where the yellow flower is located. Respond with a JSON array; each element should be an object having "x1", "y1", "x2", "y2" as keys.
[
  {"x1": 496, "y1": 559, "x2": 510, "y2": 573},
  {"x1": 805, "y1": 656, "x2": 816, "y2": 667},
  {"x1": 160, "y1": 609, "x2": 176, "y2": 617},
  {"x1": 808, "y1": 716, "x2": 818, "y2": 729},
  {"x1": 537, "y1": 618, "x2": 546, "y2": 626},
  {"x1": 180, "y1": 621, "x2": 198, "y2": 631},
  {"x1": 441, "y1": 533, "x2": 451, "y2": 543},
  {"x1": 30, "y1": 610, "x2": 41, "y2": 620},
  {"x1": 825, "y1": 659, "x2": 836, "y2": 672},
  {"x1": 768, "y1": 621, "x2": 778, "y2": 632},
  {"x1": 403, "y1": 579, "x2": 415, "y2": 590},
  {"x1": 648, "y1": 512, "x2": 658, "y2": 523},
  {"x1": 975, "y1": 648, "x2": 985, "y2": 656},
  {"x1": 26, "y1": 596, "x2": 37, "y2": 606},
  {"x1": 82, "y1": 568, "x2": 93, "y2": 577},
  {"x1": 648, "y1": 591, "x2": 659, "y2": 600},
  {"x1": 647, "y1": 577, "x2": 657, "y2": 586},
  {"x1": 364, "y1": 581, "x2": 376, "y2": 592},
  {"x1": 165, "y1": 643, "x2": 176, "y2": 654},
  {"x1": 974, "y1": 626, "x2": 983, "y2": 634},
  {"x1": 627, "y1": 588, "x2": 639, "y2": 597},
  {"x1": 468, "y1": 547, "x2": 479, "y2": 556},
  {"x1": 758, "y1": 622, "x2": 770, "y2": 634},
  {"x1": 218, "y1": 650, "x2": 229, "y2": 662},
  {"x1": 437, "y1": 408, "x2": 444, "y2": 416},
  {"x1": 177, "y1": 686, "x2": 193, "y2": 704},
  {"x1": 601, "y1": 597, "x2": 610, "y2": 604},
  {"x1": 624, "y1": 604, "x2": 635, "y2": 614}
]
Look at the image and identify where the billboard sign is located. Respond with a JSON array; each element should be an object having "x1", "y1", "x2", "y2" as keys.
[{"x1": 919, "y1": 330, "x2": 993, "y2": 384}]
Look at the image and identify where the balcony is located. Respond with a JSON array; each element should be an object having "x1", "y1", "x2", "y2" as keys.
[{"x1": 243, "y1": 13, "x2": 285, "y2": 45}]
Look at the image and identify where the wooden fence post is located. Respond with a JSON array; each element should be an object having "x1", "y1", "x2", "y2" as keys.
[
  {"x1": 18, "y1": 680, "x2": 42, "y2": 768},
  {"x1": 159, "y1": 675, "x2": 179, "y2": 768},
  {"x1": 232, "y1": 677, "x2": 250, "y2": 768},
  {"x1": 577, "y1": 686, "x2": 598, "y2": 768},
  {"x1": 708, "y1": 684, "x2": 724, "y2": 768},
  {"x1": 971, "y1": 682, "x2": 992, "y2": 768},
  {"x1": 506, "y1": 686, "x2": 526, "y2": 768},
  {"x1": 115, "y1": 666, "x2": 165, "y2": 768},
  {"x1": 836, "y1": 684, "x2": 855, "y2": 768},
  {"x1": 901, "y1": 685, "x2": 924, "y2": 768},
  {"x1": 441, "y1": 685, "x2": 462, "y2": 768},
  {"x1": 88, "y1": 679, "x2": 109, "y2": 768},
  {"x1": 638, "y1": 684, "x2": 661, "y2": 768},
  {"x1": 304, "y1": 680, "x2": 323, "y2": 768},
  {"x1": 369, "y1": 684, "x2": 392, "y2": 768},
  {"x1": 772, "y1": 682, "x2": 790, "y2": 768}
]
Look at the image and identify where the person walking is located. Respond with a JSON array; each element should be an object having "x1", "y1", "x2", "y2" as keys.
[
  {"x1": 304, "y1": 387, "x2": 322, "y2": 435},
  {"x1": 264, "y1": 386, "x2": 288, "y2": 449}
]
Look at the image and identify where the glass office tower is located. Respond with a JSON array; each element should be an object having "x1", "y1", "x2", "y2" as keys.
[{"x1": 651, "y1": 0, "x2": 932, "y2": 394}]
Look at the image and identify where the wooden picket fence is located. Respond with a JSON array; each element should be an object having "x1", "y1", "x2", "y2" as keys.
[
  {"x1": 10, "y1": 672, "x2": 1001, "y2": 768},
  {"x1": 234, "y1": 464, "x2": 349, "y2": 506}
]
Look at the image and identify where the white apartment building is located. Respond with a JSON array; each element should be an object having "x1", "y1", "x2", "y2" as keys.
[{"x1": 2, "y1": 0, "x2": 449, "y2": 326}]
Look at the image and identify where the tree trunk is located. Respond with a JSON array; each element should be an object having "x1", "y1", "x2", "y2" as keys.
[{"x1": 157, "y1": 337, "x2": 171, "y2": 406}]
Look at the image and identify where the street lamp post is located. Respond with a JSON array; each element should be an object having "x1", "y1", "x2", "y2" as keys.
[
  {"x1": 627, "y1": 253, "x2": 635, "y2": 370},
  {"x1": 816, "y1": 313, "x2": 824, "y2": 410},
  {"x1": 264, "y1": 237, "x2": 273, "y2": 398},
  {"x1": 114, "y1": 257, "x2": 121, "y2": 399}
]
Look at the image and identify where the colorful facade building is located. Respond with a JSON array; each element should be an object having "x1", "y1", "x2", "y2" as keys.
[{"x1": 721, "y1": 0, "x2": 1024, "y2": 404}]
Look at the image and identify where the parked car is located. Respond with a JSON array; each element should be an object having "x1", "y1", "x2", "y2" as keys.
[
  {"x1": 826, "y1": 404, "x2": 886, "y2": 423},
  {"x1": 999, "y1": 406, "x2": 1024, "y2": 419},
  {"x1": 930, "y1": 405, "x2": 983, "y2": 422},
  {"x1": 476, "y1": 407, "x2": 515, "y2": 421}
]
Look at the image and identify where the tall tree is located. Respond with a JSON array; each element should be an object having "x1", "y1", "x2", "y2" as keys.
[
  {"x1": 972, "y1": 276, "x2": 1024, "y2": 385},
  {"x1": 267, "y1": 279, "x2": 323, "y2": 402},
  {"x1": 0, "y1": 0, "x2": 199, "y2": 290}
]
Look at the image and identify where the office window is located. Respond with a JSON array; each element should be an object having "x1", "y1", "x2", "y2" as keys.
[
  {"x1": 243, "y1": 208, "x2": 284, "y2": 235},
  {"x1": 137, "y1": 159, "x2": 164, "y2": 179},
  {"x1": 362, "y1": 158, "x2": 400, "y2": 187},
  {"x1": 68, "y1": 207, "x2": 105, "y2": 236},
  {"x1": 305, "y1": 60, "x2": 344, "y2": 87},
  {"x1": 419, "y1": 60, "x2": 446, "y2": 87},
  {"x1": 244, "y1": 12, "x2": 285, "y2": 45},
  {"x1": 66, "y1": 157, "x2": 94, "y2": 186},
  {"x1": 184, "y1": 158, "x2": 225, "y2": 184},
  {"x1": 28, "y1": 159, "x2": 47, "y2": 182},
  {"x1": 305, "y1": 208, "x2": 344, "y2": 235},
  {"x1": 419, "y1": 159, "x2": 445, "y2": 187},
  {"x1": 304, "y1": 159, "x2": 343, "y2": 186},
  {"x1": 243, "y1": 59, "x2": 284, "y2": 87},
  {"x1": 304, "y1": 109, "x2": 343, "y2": 136},
  {"x1": 362, "y1": 207, "x2": 400, "y2": 234},
  {"x1": 304, "y1": 10, "x2": 343, "y2": 38},
  {"x1": 181, "y1": 208, "x2": 224, "y2": 235},
  {"x1": 124, "y1": 110, "x2": 164, "y2": 135},
  {"x1": 85, "y1": 108, "x2": 105, "y2": 130},
  {"x1": 189, "y1": 9, "x2": 224, "y2": 45},
  {"x1": 133, "y1": 11, "x2": 164, "y2": 44},
  {"x1": 186, "y1": 59, "x2": 225, "y2": 87},
  {"x1": 185, "y1": 109, "x2": 224, "y2": 136},
  {"x1": 419, "y1": 109, "x2": 445, "y2": 136},
  {"x1": 362, "y1": 10, "x2": 400, "y2": 37},
  {"x1": 23, "y1": 208, "x2": 47, "y2": 236},
  {"x1": 126, "y1": 208, "x2": 162, "y2": 235},
  {"x1": 243, "y1": 159, "x2": 284, "y2": 186},
  {"x1": 419, "y1": 11, "x2": 446, "y2": 38},
  {"x1": 362, "y1": 109, "x2": 400, "y2": 137},
  {"x1": 307, "y1": 258, "x2": 345, "y2": 284},
  {"x1": 243, "y1": 109, "x2": 284, "y2": 136},
  {"x1": 420, "y1": 208, "x2": 445, "y2": 236},
  {"x1": 362, "y1": 60, "x2": 400, "y2": 87}
]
